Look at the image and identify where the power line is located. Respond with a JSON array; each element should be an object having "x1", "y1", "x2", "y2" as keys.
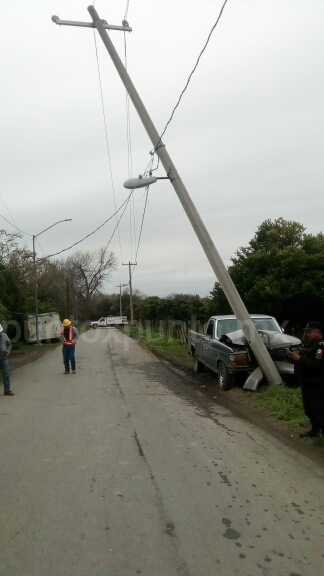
[
  {"x1": 70, "y1": 188, "x2": 134, "y2": 286},
  {"x1": 101, "y1": 190, "x2": 133, "y2": 254},
  {"x1": 158, "y1": 0, "x2": 229, "y2": 144},
  {"x1": 74, "y1": 161, "x2": 151, "y2": 284},
  {"x1": 129, "y1": 153, "x2": 155, "y2": 279},
  {"x1": 0, "y1": 194, "x2": 21, "y2": 231},
  {"x1": 36, "y1": 238, "x2": 46, "y2": 257},
  {"x1": 93, "y1": 29, "x2": 124, "y2": 264},
  {"x1": 132, "y1": 186, "x2": 149, "y2": 278},
  {"x1": 124, "y1": 0, "x2": 130, "y2": 21},
  {"x1": 0, "y1": 212, "x2": 33, "y2": 237},
  {"x1": 0, "y1": 194, "x2": 33, "y2": 254},
  {"x1": 44, "y1": 196, "x2": 132, "y2": 259}
]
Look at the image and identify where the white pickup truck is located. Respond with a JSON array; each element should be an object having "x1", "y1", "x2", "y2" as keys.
[{"x1": 89, "y1": 316, "x2": 128, "y2": 329}]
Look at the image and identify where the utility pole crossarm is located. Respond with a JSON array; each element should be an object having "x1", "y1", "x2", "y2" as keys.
[{"x1": 51, "y1": 15, "x2": 132, "y2": 33}]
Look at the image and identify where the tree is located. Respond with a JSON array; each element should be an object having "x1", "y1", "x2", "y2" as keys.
[
  {"x1": 131, "y1": 293, "x2": 209, "y2": 324},
  {"x1": 0, "y1": 229, "x2": 34, "y2": 286},
  {"x1": 0, "y1": 266, "x2": 26, "y2": 339},
  {"x1": 0, "y1": 230, "x2": 121, "y2": 331},
  {"x1": 209, "y1": 218, "x2": 324, "y2": 330},
  {"x1": 60, "y1": 248, "x2": 117, "y2": 320},
  {"x1": 0, "y1": 230, "x2": 34, "y2": 336},
  {"x1": 89, "y1": 294, "x2": 116, "y2": 318}
]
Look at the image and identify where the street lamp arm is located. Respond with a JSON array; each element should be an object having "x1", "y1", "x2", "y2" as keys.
[{"x1": 34, "y1": 219, "x2": 72, "y2": 238}]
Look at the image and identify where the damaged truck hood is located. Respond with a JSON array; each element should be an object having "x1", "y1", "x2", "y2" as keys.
[{"x1": 223, "y1": 329, "x2": 301, "y2": 349}]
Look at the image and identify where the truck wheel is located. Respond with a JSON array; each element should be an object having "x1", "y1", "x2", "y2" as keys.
[
  {"x1": 92, "y1": 324, "x2": 98, "y2": 329},
  {"x1": 218, "y1": 362, "x2": 233, "y2": 391},
  {"x1": 194, "y1": 354, "x2": 204, "y2": 373}
]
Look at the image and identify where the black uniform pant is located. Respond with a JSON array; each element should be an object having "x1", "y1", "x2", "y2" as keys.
[{"x1": 302, "y1": 384, "x2": 324, "y2": 432}]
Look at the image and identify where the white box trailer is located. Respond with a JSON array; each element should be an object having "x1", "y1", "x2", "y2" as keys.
[{"x1": 28, "y1": 312, "x2": 61, "y2": 343}]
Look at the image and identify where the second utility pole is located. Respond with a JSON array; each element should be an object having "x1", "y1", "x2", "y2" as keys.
[
  {"x1": 122, "y1": 262, "x2": 137, "y2": 323},
  {"x1": 32, "y1": 235, "x2": 40, "y2": 345},
  {"x1": 116, "y1": 283, "x2": 128, "y2": 317}
]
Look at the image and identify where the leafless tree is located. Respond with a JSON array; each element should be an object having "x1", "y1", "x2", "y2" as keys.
[{"x1": 59, "y1": 248, "x2": 117, "y2": 319}]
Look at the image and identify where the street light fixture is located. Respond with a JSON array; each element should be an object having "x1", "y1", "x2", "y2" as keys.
[
  {"x1": 33, "y1": 219, "x2": 72, "y2": 345},
  {"x1": 123, "y1": 176, "x2": 168, "y2": 189}
]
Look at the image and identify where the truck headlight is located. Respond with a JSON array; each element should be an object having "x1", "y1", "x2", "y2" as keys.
[{"x1": 229, "y1": 352, "x2": 250, "y2": 366}]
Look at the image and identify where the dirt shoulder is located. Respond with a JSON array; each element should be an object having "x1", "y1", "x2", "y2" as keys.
[
  {"x1": 9, "y1": 343, "x2": 61, "y2": 372},
  {"x1": 136, "y1": 339, "x2": 324, "y2": 467}
]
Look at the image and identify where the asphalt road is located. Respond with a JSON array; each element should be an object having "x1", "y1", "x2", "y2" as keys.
[{"x1": 0, "y1": 329, "x2": 323, "y2": 576}]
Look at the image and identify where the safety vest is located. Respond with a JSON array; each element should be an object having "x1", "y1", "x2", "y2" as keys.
[{"x1": 61, "y1": 326, "x2": 74, "y2": 346}]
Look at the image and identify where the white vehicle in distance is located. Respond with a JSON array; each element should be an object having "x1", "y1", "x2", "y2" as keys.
[{"x1": 89, "y1": 316, "x2": 128, "y2": 329}]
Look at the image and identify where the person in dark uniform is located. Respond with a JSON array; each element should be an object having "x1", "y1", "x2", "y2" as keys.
[{"x1": 287, "y1": 321, "x2": 324, "y2": 438}]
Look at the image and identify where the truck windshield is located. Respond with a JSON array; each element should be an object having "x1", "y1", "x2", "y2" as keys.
[{"x1": 216, "y1": 318, "x2": 279, "y2": 338}]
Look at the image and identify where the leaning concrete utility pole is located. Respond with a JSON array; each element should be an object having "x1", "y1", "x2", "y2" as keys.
[
  {"x1": 116, "y1": 283, "x2": 128, "y2": 317},
  {"x1": 52, "y1": 6, "x2": 282, "y2": 386},
  {"x1": 122, "y1": 263, "x2": 137, "y2": 323}
]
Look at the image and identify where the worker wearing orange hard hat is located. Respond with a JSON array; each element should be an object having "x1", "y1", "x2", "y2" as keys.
[{"x1": 60, "y1": 319, "x2": 79, "y2": 375}]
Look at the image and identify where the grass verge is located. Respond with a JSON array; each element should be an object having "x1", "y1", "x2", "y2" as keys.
[
  {"x1": 250, "y1": 385, "x2": 308, "y2": 428},
  {"x1": 11, "y1": 340, "x2": 60, "y2": 351},
  {"x1": 124, "y1": 325, "x2": 194, "y2": 369}
]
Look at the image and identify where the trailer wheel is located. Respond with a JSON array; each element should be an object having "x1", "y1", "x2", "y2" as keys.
[
  {"x1": 194, "y1": 354, "x2": 204, "y2": 373},
  {"x1": 218, "y1": 361, "x2": 234, "y2": 391}
]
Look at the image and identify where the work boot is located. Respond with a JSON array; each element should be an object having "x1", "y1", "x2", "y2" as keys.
[
  {"x1": 4, "y1": 390, "x2": 15, "y2": 396},
  {"x1": 299, "y1": 429, "x2": 319, "y2": 439},
  {"x1": 63, "y1": 371, "x2": 70, "y2": 375}
]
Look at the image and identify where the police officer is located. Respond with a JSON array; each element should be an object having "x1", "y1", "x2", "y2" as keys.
[{"x1": 287, "y1": 321, "x2": 324, "y2": 438}]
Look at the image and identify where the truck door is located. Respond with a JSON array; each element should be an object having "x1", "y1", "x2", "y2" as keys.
[{"x1": 201, "y1": 320, "x2": 216, "y2": 368}]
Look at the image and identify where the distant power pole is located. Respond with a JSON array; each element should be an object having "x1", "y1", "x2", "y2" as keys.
[
  {"x1": 116, "y1": 283, "x2": 128, "y2": 317},
  {"x1": 122, "y1": 262, "x2": 137, "y2": 322}
]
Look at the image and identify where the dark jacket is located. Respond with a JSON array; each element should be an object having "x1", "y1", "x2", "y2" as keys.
[
  {"x1": 296, "y1": 338, "x2": 324, "y2": 386},
  {"x1": 0, "y1": 332, "x2": 12, "y2": 360}
]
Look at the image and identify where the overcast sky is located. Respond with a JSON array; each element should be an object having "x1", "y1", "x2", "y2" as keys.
[{"x1": 0, "y1": 1, "x2": 323, "y2": 298}]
